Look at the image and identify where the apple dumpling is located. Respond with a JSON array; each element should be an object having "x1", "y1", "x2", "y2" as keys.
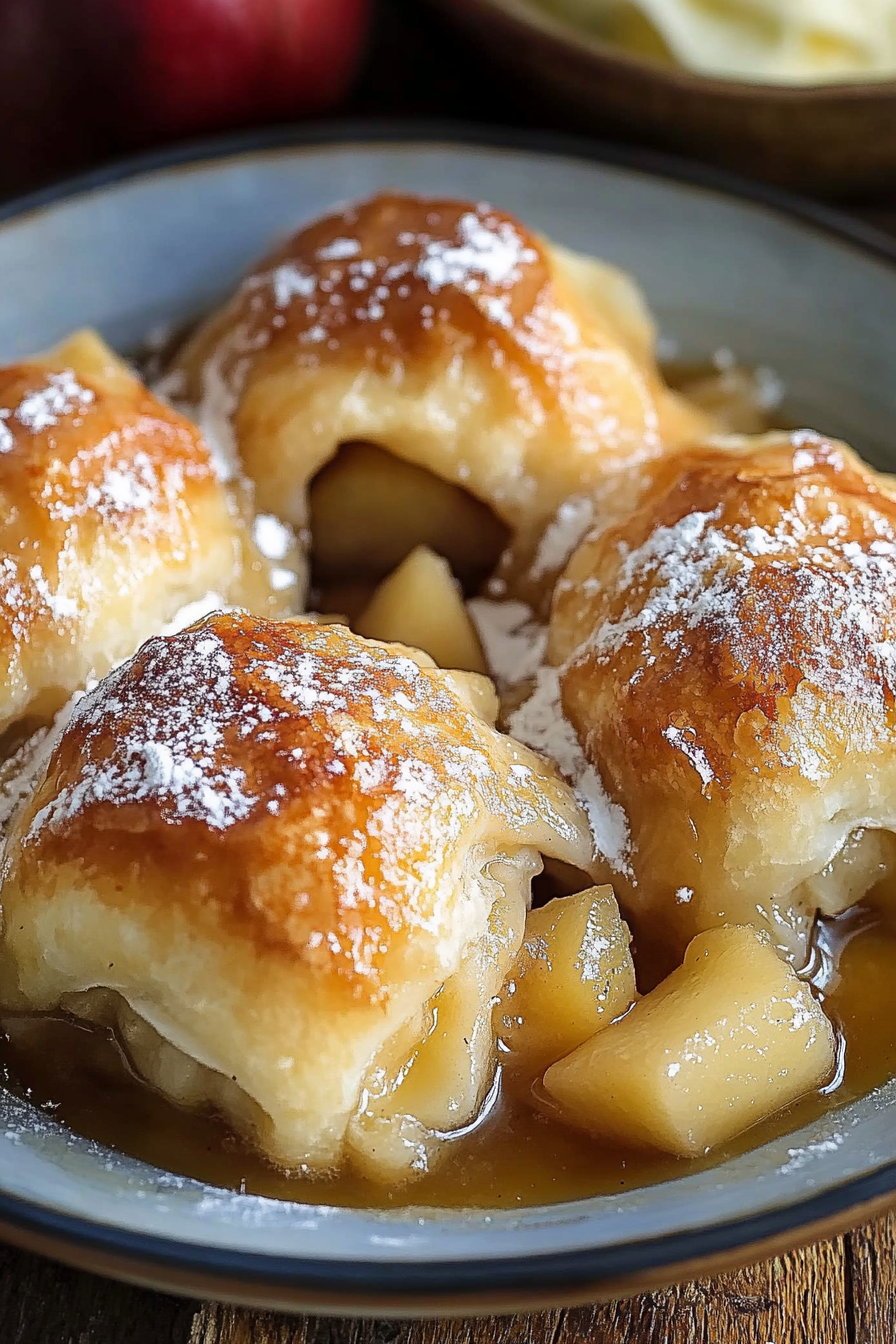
[
  {"x1": 546, "y1": 430, "x2": 896, "y2": 963},
  {"x1": 0, "y1": 612, "x2": 594, "y2": 1177},
  {"x1": 173, "y1": 193, "x2": 712, "y2": 596},
  {"x1": 0, "y1": 330, "x2": 301, "y2": 738}
]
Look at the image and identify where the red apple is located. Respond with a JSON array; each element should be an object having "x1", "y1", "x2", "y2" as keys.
[
  {"x1": 0, "y1": 0, "x2": 370, "y2": 191},
  {"x1": 72, "y1": 0, "x2": 371, "y2": 144}
]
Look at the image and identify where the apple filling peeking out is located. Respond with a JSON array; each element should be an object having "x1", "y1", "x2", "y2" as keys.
[{"x1": 308, "y1": 441, "x2": 509, "y2": 619}]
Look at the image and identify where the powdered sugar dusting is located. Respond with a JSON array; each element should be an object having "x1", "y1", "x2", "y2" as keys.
[
  {"x1": 508, "y1": 666, "x2": 631, "y2": 873},
  {"x1": 252, "y1": 514, "x2": 293, "y2": 562},
  {"x1": 270, "y1": 263, "x2": 316, "y2": 307},
  {"x1": 18, "y1": 616, "x2": 591, "y2": 986},
  {"x1": 180, "y1": 194, "x2": 662, "y2": 502},
  {"x1": 779, "y1": 1131, "x2": 845, "y2": 1174},
  {"x1": 663, "y1": 725, "x2": 715, "y2": 790},
  {"x1": 41, "y1": 442, "x2": 182, "y2": 527},
  {"x1": 467, "y1": 599, "x2": 547, "y2": 687},
  {"x1": 24, "y1": 617, "x2": 508, "y2": 844},
  {"x1": 12, "y1": 370, "x2": 94, "y2": 433},
  {"x1": 577, "y1": 475, "x2": 896, "y2": 714},
  {"x1": 0, "y1": 365, "x2": 236, "y2": 680},
  {"x1": 0, "y1": 554, "x2": 86, "y2": 634},
  {"x1": 271, "y1": 566, "x2": 297, "y2": 591},
  {"x1": 529, "y1": 496, "x2": 594, "y2": 582},
  {"x1": 187, "y1": 197, "x2": 549, "y2": 432},
  {"x1": 30, "y1": 625, "x2": 255, "y2": 835},
  {"x1": 0, "y1": 557, "x2": 30, "y2": 641},
  {"x1": 415, "y1": 210, "x2": 537, "y2": 295},
  {"x1": 0, "y1": 692, "x2": 83, "y2": 834},
  {"x1": 469, "y1": 596, "x2": 633, "y2": 870},
  {"x1": 193, "y1": 347, "x2": 241, "y2": 482},
  {"x1": 28, "y1": 563, "x2": 78, "y2": 621},
  {"x1": 316, "y1": 238, "x2": 361, "y2": 262}
]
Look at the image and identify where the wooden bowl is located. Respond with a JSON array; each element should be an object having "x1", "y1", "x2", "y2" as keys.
[{"x1": 430, "y1": 0, "x2": 896, "y2": 196}]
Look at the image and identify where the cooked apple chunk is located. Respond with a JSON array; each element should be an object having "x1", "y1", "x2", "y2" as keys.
[
  {"x1": 495, "y1": 885, "x2": 636, "y2": 1076},
  {"x1": 310, "y1": 441, "x2": 509, "y2": 592},
  {"x1": 356, "y1": 546, "x2": 487, "y2": 674},
  {"x1": 544, "y1": 925, "x2": 836, "y2": 1157}
]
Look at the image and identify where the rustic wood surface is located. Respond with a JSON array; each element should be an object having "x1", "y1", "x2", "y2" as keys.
[
  {"x1": 3, "y1": 2, "x2": 896, "y2": 1340},
  {"x1": 0, "y1": 1216, "x2": 894, "y2": 1343}
]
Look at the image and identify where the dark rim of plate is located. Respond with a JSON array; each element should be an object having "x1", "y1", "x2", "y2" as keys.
[{"x1": 1, "y1": 119, "x2": 896, "y2": 1305}]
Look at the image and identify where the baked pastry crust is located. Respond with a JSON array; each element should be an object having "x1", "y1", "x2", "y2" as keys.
[
  {"x1": 0, "y1": 331, "x2": 297, "y2": 736},
  {"x1": 0, "y1": 613, "x2": 593, "y2": 1174},
  {"x1": 550, "y1": 430, "x2": 896, "y2": 960},
  {"x1": 175, "y1": 194, "x2": 711, "y2": 581}
]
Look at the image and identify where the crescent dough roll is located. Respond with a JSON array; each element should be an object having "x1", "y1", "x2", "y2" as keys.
[
  {"x1": 0, "y1": 330, "x2": 300, "y2": 736},
  {"x1": 0, "y1": 613, "x2": 593, "y2": 1178},
  {"x1": 175, "y1": 193, "x2": 711, "y2": 586},
  {"x1": 549, "y1": 430, "x2": 896, "y2": 962}
]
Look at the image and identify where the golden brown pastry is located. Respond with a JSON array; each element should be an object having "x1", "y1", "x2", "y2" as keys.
[
  {"x1": 174, "y1": 193, "x2": 711, "y2": 590},
  {"x1": 0, "y1": 613, "x2": 593, "y2": 1177},
  {"x1": 546, "y1": 430, "x2": 896, "y2": 962},
  {"x1": 0, "y1": 330, "x2": 300, "y2": 737}
]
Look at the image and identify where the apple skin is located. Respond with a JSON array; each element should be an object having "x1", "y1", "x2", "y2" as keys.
[
  {"x1": 75, "y1": 0, "x2": 371, "y2": 143},
  {"x1": 0, "y1": 0, "x2": 370, "y2": 186}
]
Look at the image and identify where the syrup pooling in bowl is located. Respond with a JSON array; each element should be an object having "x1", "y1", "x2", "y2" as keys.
[{"x1": 2, "y1": 904, "x2": 892, "y2": 1209}]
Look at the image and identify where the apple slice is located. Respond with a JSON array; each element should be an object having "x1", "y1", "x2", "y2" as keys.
[{"x1": 356, "y1": 547, "x2": 487, "y2": 675}]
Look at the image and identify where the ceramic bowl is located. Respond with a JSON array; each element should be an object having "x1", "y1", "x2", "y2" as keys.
[
  {"x1": 2, "y1": 126, "x2": 896, "y2": 1316},
  {"x1": 431, "y1": 0, "x2": 896, "y2": 196}
]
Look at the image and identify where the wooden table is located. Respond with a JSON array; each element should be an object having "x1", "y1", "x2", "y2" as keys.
[
  {"x1": 2, "y1": 1214, "x2": 895, "y2": 1342},
  {"x1": 3, "y1": 1, "x2": 896, "y2": 1338}
]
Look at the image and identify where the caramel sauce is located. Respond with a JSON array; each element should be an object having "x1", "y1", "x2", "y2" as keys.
[{"x1": 2, "y1": 909, "x2": 893, "y2": 1211}]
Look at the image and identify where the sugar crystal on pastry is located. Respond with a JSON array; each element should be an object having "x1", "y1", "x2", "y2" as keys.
[{"x1": 0, "y1": 612, "x2": 594, "y2": 1177}]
